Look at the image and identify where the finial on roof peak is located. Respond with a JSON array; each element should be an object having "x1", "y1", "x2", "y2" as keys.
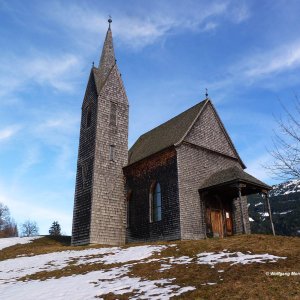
[
  {"x1": 108, "y1": 15, "x2": 112, "y2": 29},
  {"x1": 205, "y1": 88, "x2": 209, "y2": 99}
]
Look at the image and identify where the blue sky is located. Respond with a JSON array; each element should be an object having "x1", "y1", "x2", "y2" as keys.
[{"x1": 1, "y1": 0, "x2": 300, "y2": 235}]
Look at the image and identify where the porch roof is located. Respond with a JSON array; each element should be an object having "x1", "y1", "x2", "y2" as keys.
[{"x1": 199, "y1": 166, "x2": 271, "y2": 193}]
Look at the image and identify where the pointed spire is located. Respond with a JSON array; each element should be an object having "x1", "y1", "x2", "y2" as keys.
[{"x1": 98, "y1": 18, "x2": 116, "y2": 79}]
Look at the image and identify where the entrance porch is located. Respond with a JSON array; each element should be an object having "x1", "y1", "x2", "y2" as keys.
[{"x1": 199, "y1": 166, "x2": 272, "y2": 238}]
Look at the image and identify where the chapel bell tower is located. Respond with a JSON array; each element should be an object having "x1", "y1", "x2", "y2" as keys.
[{"x1": 71, "y1": 18, "x2": 129, "y2": 246}]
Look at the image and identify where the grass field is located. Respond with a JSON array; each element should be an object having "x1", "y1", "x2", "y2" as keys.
[{"x1": 0, "y1": 234, "x2": 299, "y2": 299}]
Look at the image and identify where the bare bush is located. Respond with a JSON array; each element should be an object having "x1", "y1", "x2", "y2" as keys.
[{"x1": 266, "y1": 96, "x2": 300, "y2": 180}]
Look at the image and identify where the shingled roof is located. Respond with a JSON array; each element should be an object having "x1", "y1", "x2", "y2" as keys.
[
  {"x1": 199, "y1": 166, "x2": 271, "y2": 191},
  {"x1": 128, "y1": 100, "x2": 207, "y2": 165}
]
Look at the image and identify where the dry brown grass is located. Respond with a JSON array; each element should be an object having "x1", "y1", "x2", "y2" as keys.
[
  {"x1": 0, "y1": 235, "x2": 113, "y2": 261},
  {"x1": 1, "y1": 234, "x2": 300, "y2": 299},
  {"x1": 128, "y1": 235, "x2": 300, "y2": 300}
]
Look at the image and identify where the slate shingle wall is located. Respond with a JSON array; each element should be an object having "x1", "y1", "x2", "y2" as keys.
[
  {"x1": 177, "y1": 102, "x2": 249, "y2": 239},
  {"x1": 71, "y1": 71, "x2": 98, "y2": 246},
  {"x1": 124, "y1": 149, "x2": 181, "y2": 242},
  {"x1": 184, "y1": 102, "x2": 237, "y2": 158},
  {"x1": 89, "y1": 66, "x2": 128, "y2": 246}
]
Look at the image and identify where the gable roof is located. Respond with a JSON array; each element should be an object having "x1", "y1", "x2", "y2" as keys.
[
  {"x1": 199, "y1": 166, "x2": 271, "y2": 191},
  {"x1": 128, "y1": 100, "x2": 207, "y2": 165}
]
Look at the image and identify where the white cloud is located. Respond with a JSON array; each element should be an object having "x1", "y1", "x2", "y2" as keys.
[
  {"x1": 31, "y1": 113, "x2": 79, "y2": 177},
  {"x1": 0, "y1": 125, "x2": 20, "y2": 141},
  {"x1": 0, "y1": 53, "x2": 82, "y2": 99},
  {"x1": 229, "y1": 2, "x2": 250, "y2": 24},
  {"x1": 36, "y1": 114, "x2": 79, "y2": 135},
  {"x1": 199, "y1": 40, "x2": 300, "y2": 99},
  {"x1": 43, "y1": 1, "x2": 249, "y2": 49},
  {"x1": 201, "y1": 22, "x2": 219, "y2": 32},
  {"x1": 26, "y1": 54, "x2": 80, "y2": 92},
  {"x1": 244, "y1": 42, "x2": 300, "y2": 78},
  {"x1": 12, "y1": 145, "x2": 41, "y2": 186}
]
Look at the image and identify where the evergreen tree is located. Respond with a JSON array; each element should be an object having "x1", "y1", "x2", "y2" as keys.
[{"x1": 49, "y1": 221, "x2": 61, "y2": 236}]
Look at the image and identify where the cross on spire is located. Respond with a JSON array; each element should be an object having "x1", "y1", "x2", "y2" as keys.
[
  {"x1": 108, "y1": 15, "x2": 112, "y2": 29},
  {"x1": 205, "y1": 88, "x2": 209, "y2": 99}
]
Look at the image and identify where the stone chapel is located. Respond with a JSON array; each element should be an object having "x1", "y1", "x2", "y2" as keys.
[{"x1": 71, "y1": 20, "x2": 271, "y2": 246}]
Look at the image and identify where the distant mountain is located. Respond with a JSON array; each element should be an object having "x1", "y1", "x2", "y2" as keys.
[
  {"x1": 248, "y1": 179, "x2": 300, "y2": 236},
  {"x1": 269, "y1": 179, "x2": 300, "y2": 197}
]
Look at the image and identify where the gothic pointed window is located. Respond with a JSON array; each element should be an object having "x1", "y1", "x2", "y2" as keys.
[
  {"x1": 109, "y1": 145, "x2": 115, "y2": 161},
  {"x1": 150, "y1": 182, "x2": 162, "y2": 222},
  {"x1": 110, "y1": 102, "x2": 117, "y2": 126},
  {"x1": 81, "y1": 162, "x2": 88, "y2": 188},
  {"x1": 86, "y1": 108, "x2": 92, "y2": 128}
]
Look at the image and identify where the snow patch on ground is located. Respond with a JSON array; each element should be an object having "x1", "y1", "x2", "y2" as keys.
[
  {"x1": 169, "y1": 256, "x2": 193, "y2": 265},
  {"x1": 0, "y1": 242, "x2": 287, "y2": 299},
  {"x1": 75, "y1": 245, "x2": 166, "y2": 266},
  {"x1": 197, "y1": 251, "x2": 286, "y2": 266},
  {"x1": 0, "y1": 236, "x2": 41, "y2": 250},
  {"x1": 0, "y1": 265, "x2": 195, "y2": 300},
  {"x1": 0, "y1": 245, "x2": 166, "y2": 284},
  {"x1": 158, "y1": 256, "x2": 193, "y2": 272},
  {"x1": 0, "y1": 245, "x2": 196, "y2": 300}
]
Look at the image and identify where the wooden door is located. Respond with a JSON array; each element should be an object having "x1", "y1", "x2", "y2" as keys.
[
  {"x1": 225, "y1": 211, "x2": 233, "y2": 236},
  {"x1": 210, "y1": 209, "x2": 223, "y2": 238}
]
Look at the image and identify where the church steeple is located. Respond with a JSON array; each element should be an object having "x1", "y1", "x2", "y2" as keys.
[
  {"x1": 98, "y1": 18, "x2": 116, "y2": 79},
  {"x1": 72, "y1": 19, "x2": 129, "y2": 246}
]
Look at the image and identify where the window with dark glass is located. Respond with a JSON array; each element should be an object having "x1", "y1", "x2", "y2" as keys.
[
  {"x1": 151, "y1": 183, "x2": 162, "y2": 222},
  {"x1": 81, "y1": 163, "x2": 88, "y2": 188},
  {"x1": 86, "y1": 109, "x2": 92, "y2": 128},
  {"x1": 109, "y1": 102, "x2": 117, "y2": 126},
  {"x1": 109, "y1": 145, "x2": 115, "y2": 161}
]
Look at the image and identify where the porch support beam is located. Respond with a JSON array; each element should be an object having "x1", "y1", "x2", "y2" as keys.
[
  {"x1": 264, "y1": 193, "x2": 276, "y2": 236},
  {"x1": 238, "y1": 185, "x2": 247, "y2": 234},
  {"x1": 199, "y1": 192, "x2": 207, "y2": 238}
]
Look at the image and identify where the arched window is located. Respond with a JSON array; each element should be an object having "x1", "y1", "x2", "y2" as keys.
[
  {"x1": 86, "y1": 108, "x2": 92, "y2": 128},
  {"x1": 109, "y1": 102, "x2": 117, "y2": 126},
  {"x1": 81, "y1": 162, "x2": 88, "y2": 188},
  {"x1": 150, "y1": 182, "x2": 162, "y2": 222}
]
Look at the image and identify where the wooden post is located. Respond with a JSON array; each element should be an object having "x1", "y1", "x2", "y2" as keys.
[
  {"x1": 238, "y1": 185, "x2": 247, "y2": 234},
  {"x1": 199, "y1": 191, "x2": 207, "y2": 238},
  {"x1": 265, "y1": 193, "x2": 276, "y2": 236}
]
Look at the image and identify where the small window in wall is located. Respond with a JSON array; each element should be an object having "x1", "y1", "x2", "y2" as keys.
[
  {"x1": 109, "y1": 145, "x2": 116, "y2": 161},
  {"x1": 81, "y1": 163, "x2": 88, "y2": 188},
  {"x1": 150, "y1": 182, "x2": 162, "y2": 222},
  {"x1": 86, "y1": 108, "x2": 92, "y2": 128},
  {"x1": 109, "y1": 102, "x2": 117, "y2": 126}
]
